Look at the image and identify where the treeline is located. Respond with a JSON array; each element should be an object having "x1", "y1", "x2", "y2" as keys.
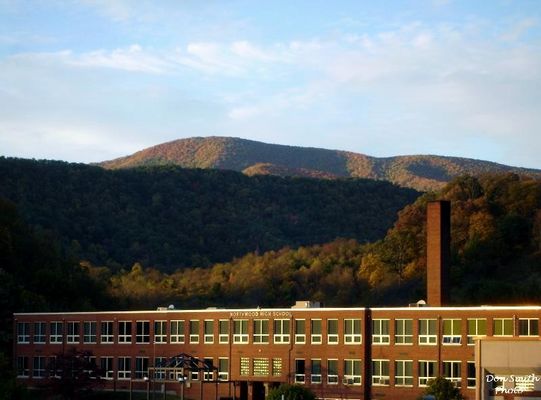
[
  {"x1": 96, "y1": 173, "x2": 541, "y2": 309},
  {"x1": 0, "y1": 157, "x2": 419, "y2": 272}
]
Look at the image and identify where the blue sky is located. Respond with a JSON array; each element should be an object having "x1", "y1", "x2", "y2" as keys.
[{"x1": 1, "y1": 0, "x2": 540, "y2": 168}]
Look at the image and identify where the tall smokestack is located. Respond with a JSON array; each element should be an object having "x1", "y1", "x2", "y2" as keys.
[{"x1": 426, "y1": 200, "x2": 450, "y2": 307}]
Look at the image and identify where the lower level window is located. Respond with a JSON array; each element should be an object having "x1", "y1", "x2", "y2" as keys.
[
  {"x1": 118, "y1": 357, "x2": 131, "y2": 379},
  {"x1": 419, "y1": 360, "x2": 437, "y2": 386},
  {"x1": 343, "y1": 359, "x2": 361, "y2": 385},
  {"x1": 17, "y1": 356, "x2": 29, "y2": 377},
  {"x1": 327, "y1": 359, "x2": 338, "y2": 384},
  {"x1": 32, "y1": 356, "x2": 45, "y2": 378},
  {"x1": 443, "y1": 361, "x2": 462, "y2": 387},
  {"x1": 395, "y1": 360, "x2": 413, "y2": 386},
  {"x1": 372, "y1": 360, "x2": 390, "y2": 386}
]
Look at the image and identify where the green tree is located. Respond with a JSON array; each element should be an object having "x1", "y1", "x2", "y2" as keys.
[
  {"x1": 267, "y1": 384, "x2": 316, "y2": 400},
  {"x1": 420, "y1": 376, "x2": 463, "y2": 400}
]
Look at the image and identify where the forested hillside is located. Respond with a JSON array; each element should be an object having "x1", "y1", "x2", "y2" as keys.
[
  {"x1": 0, "y1": 157, "x2": 418, "y2": 271},
  {"x1": 99, "y1": 136, "x2": 541, "y2": 191},
  {"x1": 99, "y1": 173, "x2": 541, "y2": 309}
]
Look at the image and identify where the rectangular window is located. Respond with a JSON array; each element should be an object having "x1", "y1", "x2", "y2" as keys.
[
  {"x1": 100, "y1": 321, "x2": 114, "y2": 344},
  {"x1": 372, "y1": 360, "x2": 390, "y2": 386},
  {"x1": 253, "y1": 358, "x2": 269, "y2": 376},
  {"x1": 233, "y1": 320, "x2": 248, "y2": 343},
  {"x1": 295, "y1": 359, "x2": 305, "y2": 383},
  {"x1": 32, "y1": 356, "x2": 45, "y2": 378},
  {"x1": 519, "y1": 318, "x2": 539, "y2": 336},
  {"x1": 154, "y1": 321, "x2": 167, "y2": 343},
  {"x1": 136, "y1": 321, "x2": 150, "y2": 344},
  {"x1": 295, "y1": 319, "x2": 306, "y2": 344},
  {"x1": 419, "y1": 319, "x2": 437, "y2": 345},
  {"x1": 372, "y1": 319, "x2": 390, "y2": 344},
  {"x1": 135, "y1": 357, "x2": 149, "y2": 379},
  {"x1": 203, "y1": 358, "x2": 214, "y2": 381},
  {"x1": 443, "y1": 361, "x2": 462, "y2": 387},
  {"x1": 311, "y1": 319, "x2": 322, "y2": 344},
  {"x1": 467, "y1": 318, "x2": 486, "y2": 345},
  {"x1": 67, "y1": 321, "x2": 80, "y2": 343},
  {"x1": 253, "y1": 320, "x2": 269, "y2": 344},
  {"x1": 274, "y1": 319, "x2": 290, "y2": 344},
  {"x1": 395, "y1": 319, "x2": 413, "y2": 345},
  {"x1": 327, "y1": 319, "x2": 339, "y2": 344},
  {"x1": 344, "y1": 319, "x2": 362, "y2": 344},
  {"x1": 395, "y1": 360, "x2": 413, "y2": 386},
  {"x1": 219, "y1": 320, "x2": 229, "y2": 343},
  {"x1": 100, "y1": 357, "x2": 114, "y2": 379},
  {"x1": 204, "y1": 320, "x2": 214, "y2": 343},
  {"x1": 240, "y1": 357, "x2": 250, "y2": 376},
  {"x1": 272, "y1": 358, "x2": 282, "y2": 376},
  {"x1": 50, "y1": 321, "x2": 63, "y2": 344},
  {"x1": 118, "y1": 321, "x2": 132, "y2": 343},
  {"x1": 154, "y1": 357, "x2": 166, "y2": 380},
  {"x1": 419, "y1": 360, "x2": 437, "y2": 386},
  {"x1": 17, "y1": 356, "x2": 29, "y2": 377},
  {"x1": 442, "y1": 319, "x2": 462, "y2": 344},
  {"x1": 84, "y1": 321, "x2": 97, "y2": 344},
  {"x1": 170, "y1": 320, "x2": 185, "y2": 343},
  {"x1": 344, "y1": 359, "x2": 362, "y2": 385},
  {"x1": 189, "y1": 320, "x2": 200, "y2": 344},
  {"x1": 118, "y1": 356, "x2": 131, "y2": 379},
  {"x1": 17, "y1": 322, "x2": 30, "y2": 343},
  {"x1": 34, "y1": 322, "x2": 46, "y2": 344},
  {"x1": 493, "y1": 318, "x2": 513, "y2": 336},
  {"x1": 467, "y1": 362, "x2": 476, "y2": 388},
  {"x1": 327, "y1": 359, "x2": 338, "y2": 384},
  {"x1": 218, "y1": 358, "x2": 229, "y2": 381},
  {"x1": 311, "y1": 359, "x2": 321, "y2": 384}
]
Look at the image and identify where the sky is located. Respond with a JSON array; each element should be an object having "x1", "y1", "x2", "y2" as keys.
[{"x1": 1, "y1": 0, "x2": 540, "y2": 168}]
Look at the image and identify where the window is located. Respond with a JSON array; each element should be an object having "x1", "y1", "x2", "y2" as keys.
[
  {"x1": 17, "y1": 356, "x2": 29, "y2": 377},
  {"x1": 311, "y1": 319, "x2": 322, "y2": 344},
  {"x1": 84, "y1": 321, "x2": 97, "y2": 343},
  {"x1": 48, "y1": 356, "x2": 59, "y2": 378},
  {"x1": 170, "y1": 320, "x2": 185, "y2": 343},
  {"x1": 33, "y1": 356, "x2": 45, "y2": 378},
  {"x1": 67, "y1": 321, "x2": 80, "y2": 343},
  {"x1": 327, "y1": 359, "x2": 338, "y2": 384},
  {"x1": 154, "y1": 321, "x2": 167, "y2": 343},
  {"x1": 136, "y1": 321, "x2": 150, "y2": 343},
  {"x1": 34, "y1": 322, "x2": 46, "y2": 344},
  {"x1": 101, "y1": 321, "x2": 114, "y2": 344},
  {"x1": 395, "y1": 319, "x2": 413, "y2": 345},
  {"x1": 274, "y1": 319, "x2": 290, "y2": 344},
  {"x1": 419, "y1": 319, "x2": 437, "y2": 345},
  {"x1": 190, "y1": 320, "x2": 200, "y2": 343},
  {"x1": 372, "y1": 360, "x2": 390, "y2": 385},
  {"x1": 118, "y1": 321, "x2": 132, "y2": 343},
  {"x1": 253, "y1": 358, "x2": 269, "y2": 376},
  {"x1": 233, "y1": 320, "x2": 248, "y2": 343},
  {"x1": 311, "y1": 359, "x2": 322, "y2": 384},
  {"x1": 295, "y1": 359, "x2": 305, "y2": 383},
  {"x1": 203, "y1": 358, "x2": 214, "y2": 381},
  {"x1": 204, "y1": 320, "x2": 214, "y2": 343},
  {"x1": 100, "y1": 357, "x2": 114, "y2": 379},
  {"x1": 240, "y1": 357, "x2": 250, "y2": 376},
  {"x1": 272, "y1": 358, "x2": 282, "y2": 376},
  {"x1": 372, "y1": 319, "x2": 390, "y2": 344},
  {"x1": 344, "y1": 319, "x2": 362, "y2": 344},
  {"x1": 253, "y1": 320, "x2": 269, "y2": 344},
  {"x1": 467, "y1": 318, "x2": 486, "y2": 345},
  {"x1": 50, "y1": 321, "x2": 63, "y2": 344},
  {"x1": 327, "y1": 319, "x2": 338, "y2": 344},
  {"x1": 218, "y1": 358, "x2": 229, "y2": 381},
  {"x1": 154, "y1": 357, "x2": 166, "y2": 380},
  {"x1": 344, "y1": 359, "x2": 361, "y2": 385},
  {"x1": 443, "y1": 361, "x2": 462, "y2": 387},
  {"x1": 493, "y1": 318, "x2": 513, "y2": 336},
  {"x1": 419, "y1": 361, "x2": 437, "y2": 386},
  {"x1": 17, "y1": 322, "x2": 30, "y2": 343},
  {"x1": 295, "y1": 319, "x2": 306, "y2": 344},
  {"x1": 467, "y1": 362, "x2": 476, "y2": 388},
  {"x1": 219, "y1": 320, "x2": 229, "y2": 343},
  {"x1": 135, "y1": 357, "x2": 149, "y2": 379},
  {"x1": 118, "y1": 357, "x2": 131, "y2": 379},
  {"x1": 519, "y1": 318, "x2": 539, "y2": 336},
  {"x1": 442, "y1": 319, "x2": 462, "y2": 344},
  {"x1": 395, "y1": 360, "x2": 413, "y2": 386}
]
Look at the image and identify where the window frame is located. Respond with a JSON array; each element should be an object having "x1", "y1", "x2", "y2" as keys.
[
  {"x1": 419, "y1": 319, "x2": 437, "y2": 345},
  {"x1": 344, "y1": 319, "x2": 362, "y2": 344},
  {"x1": 395, "y1": 319, "x2": 413, "y2": 345},
  {"x1": 100, "y1": 321, "x2": 114, "y2": 344},
  {"x1": 372, "y1": 319, "x2": 390, "y2": 345},
  {"x1": 395, "y1": 360, "x2": 413, "y2": 387},
  {"x1": 273, "y1": 319, "x2": 291, "y2": 344}
]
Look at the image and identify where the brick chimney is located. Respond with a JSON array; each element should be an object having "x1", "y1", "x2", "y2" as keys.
[{"x1": 426, "y1": 200, "x2": 451, "y2": 307}]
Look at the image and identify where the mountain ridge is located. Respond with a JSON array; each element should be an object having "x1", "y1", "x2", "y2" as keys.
[{"x1": 99, "y1": 136, "x2": 541, "y2": 191}]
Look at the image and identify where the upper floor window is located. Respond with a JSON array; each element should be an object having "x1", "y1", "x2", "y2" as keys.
[
  {"x1": 519, "y1": 318, "x2": 539, "y2": 336},
  {"x1": 274, "y1": 319, "x2": 290, "y2": 344},
  {"x1": 100, "y1": 321, "x2": 114, "y2": 344},
  {"x1": 419, "y1": 319, "x2": 437, "y2": 345},
  {"x1": 295, "y1": 319, "x2": 306, "y2": 344},
  {"x1": 493, "y1": 318, "x2": 513, "y2": 336},
  {"x1": 83, "y1": 321, "x2": 97, "y2": 343},
  {"x1": 154, "y1": 321, "x2": 167, "y2": 343},
  {"x1": 33, "y1": 322, "x2": 46, "y2": 344},
  {"x1": 118, "y1": 321, "x2": 132, "y2": 343},
  {"x1": 136, "y1": 321, "x2": 150, "y2": 343},
  {"x1": 17, "y1": 322, "x2": 30, "y2": 344},
  {"x1": 442, "y1": 319, "x2": 461, "y2": 344},
  {"x1": 395, "y1": 319, "x2": 413, "y2": 345},
  {"x1": 311, "y1": 319, "x2": 322, "y2": 344},
  {"x1": 189, "y1": 320, "x2": 200, "y2": 344},
  {"x1": 372, "y1": 319, "x2": 390, "y2": 344},
  {"x1": 467, "y1": 318, "x2": 486, "y2": 345},
  {"x1": 233, "y1": 320, "x2": 248, "y2": 343},
  {"x1": 219, "y1": 320, "x2": 229, "y2": 344},
  {"x1": 344, "y1": 319, "x2": 362, "y2": 344},
  {"x1": 50, "y1": 321, "x2": 63, "y2": 344},
  {"x1": 204, "y1": 320, "x2": 214, "y2": 344},
  {"x1": 67, "y1": 321, "x2": 80, "y2": 343},
  {"x1": 170, "y1": 320, "x2": 185, "y2": 343},
  {"x1": 253, "y1": 320, "x2": 269, "y2": 344},
  {"x1": 327, "y1": 319, "x2": 338, "y2": 344}
]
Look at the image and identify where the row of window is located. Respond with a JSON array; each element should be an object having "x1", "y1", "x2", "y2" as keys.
[{"x1": 17, "y1": 317, "x2": 539, "y2": 345}]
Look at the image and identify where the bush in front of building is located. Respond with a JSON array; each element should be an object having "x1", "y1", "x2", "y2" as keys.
[
  {"x1": 420, "y1": 376, "x2": 463, "y2": 400},
  {"x1": 267, "y1": 384, "x2": 316, "y2": 400}
]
